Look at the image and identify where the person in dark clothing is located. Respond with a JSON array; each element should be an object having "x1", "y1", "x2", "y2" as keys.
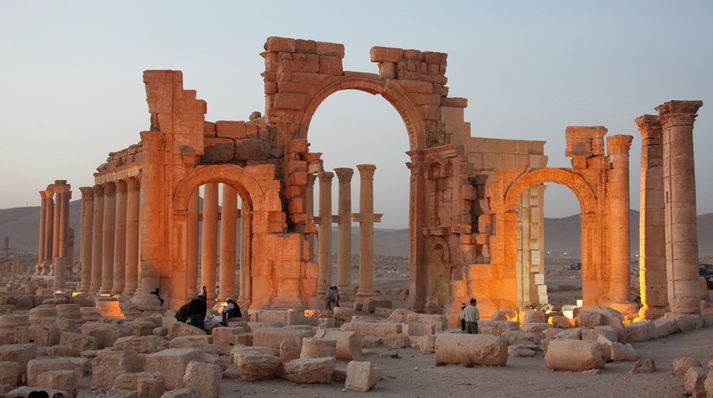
[
  {"x1": 199, "y1": 286, "x2": 208, "y2": 301},
  {"x1": 188, "y1": 295, "x2": 207, "y2": 330},
  {"x1": 175, "y1": 301, "x2": 191, "y2": 323},
  {"x1": 150, "y1": 288, "x2": 164, "y2": 307},
  {"x1": 220, "y1": 298, "x2": 242, "y2": 326}
]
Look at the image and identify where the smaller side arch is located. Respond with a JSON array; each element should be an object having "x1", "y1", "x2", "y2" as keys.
[{"x1": 503, "y1": 168, "x2": 597, "y2": 214}]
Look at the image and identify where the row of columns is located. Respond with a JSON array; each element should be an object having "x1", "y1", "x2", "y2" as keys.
[
  {"x1": 192, "y1": 183, "x2": 250, "y2": 303},
  {"x1": 78, "y1": 177, "x2": 141, "y2": 296},
  {"x1": 35, "y1": 180, "x2": 72, "y2": 290},
  {"x1": 314, "y1": 164, "x2": 380, "y2": 305},
  {"x1": 638, "y1": 100, "x2": 704, "y2": 316}
]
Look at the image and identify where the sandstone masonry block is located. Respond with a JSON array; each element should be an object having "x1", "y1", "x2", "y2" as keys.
[
  {"x1": 145, "y1": 348, "x2": 202, "y2": 390},
  {"x1": 344, "y1": 360, "x2": 380, "y2": 392},
  {"x1": 435, "y1": 333, "x2": 508, "y2": 367},
  {"x1": 182, "y1": 361, "x2": 221, "y2": 398},
  {"x1": 283, "y1": 357, "x2": 335, "y2": 384}
]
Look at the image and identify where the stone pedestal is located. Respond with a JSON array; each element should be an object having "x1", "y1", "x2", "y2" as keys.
[
  {"x1": 317, "y1": 172, "x2": 334, "y2": 297},
  {"x1": 335, "y1": 168, "x2": 354, "y2": 301},
  {"x1": 636, "y1": 115, "x2": 668, "y2": 319},
  {"x1": 656, "y1": 100, "x2": 703, "y2": 314},
  {"x1": 606, "y1": 135, "x2": 634, "y2": 307}
]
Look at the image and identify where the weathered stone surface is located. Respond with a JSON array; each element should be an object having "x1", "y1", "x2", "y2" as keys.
[
  {"x1": 279, "y1": 339, "x2": 301, "y2": 362},
  {"x1": 0, "y1": 361, "x2": 21, "y2": 387},
  {"x1": 234, "y1": 139, "x2": 268, "y2": 161},
  {"x1": 145, "y1": 348, "x2": 202, "y2": 390},
  {"x1": 705, "y1": 370, "x2": 713, "y2": 398},
  {"x1": 402, "y1": 322, "x2": 433, "y2": 336},
  {"x1": 520, "y1": 309, "x2": 546, "y2": 324},
  {"x1": 625, "y1": 321, "x2": 656, "y2": 342},
  {"x1": 576, "y1": 310, "x2": 605, "y2": 328},
  {"x1": 490, "y1": 310, "x2": 517, "y2": 321},
  {"x1": 342, "y1": 321, "x2": 402, "y2": 337},
  {"x1": 27, "y1": 358, "x2": 80, "y2": 387},
  {"x1": 545, "y1": 339, "x2": 605, "y2": 372},
  {"x1": 673, "y1": 357, "x2": 703, "y2": 376},
  {"x1": 548, "y1": 316, "x2": 571, "y2": 329},
  {"x1": 508, "y1": 345, "x2": 538, "y2": 357},
  {"x1": 684, "y1": 367, "x2": 706, "y2": 398},
  {"x1": 610, "y1": 342, "x2": 637, "y2": 362},
  {"x1": 435, "y1": 333, "x2": 508, "y2": 366},
  {"x1": 4, "y1": 386, "x2": 71, "y2": 398},
  {"x1": 252, "y1": 327, "x2": 310, "y2": 356},
  {"x1": 413, "y1": 334, "x2": 436, "y2": 354},
  {"x1": 60, "y1": 332, "x2": 98, "y2": 352},
  {"x1": 0, "y1": 343, "x2": 37, "y2": 371},
  {"x1": 478, "y1": 320, "x2": 520, "y2": 336},
  {"x1": 92, "y1": 351, "x2": 142, "y2": 390},
  {"x1": 232, "y1": 350, "x2": 281, "y2": 381},
  {"x1": 300, "y1": 337, "x2": 336, "y2": 359},
  {"x1": 283, "y1": 357, "x2": 335, "y2": 384},
  {"x1": 114, "y1": 336, "x2": 167, "y2": 353},
  {"x1": 522, "y1": 323, "x2": 551, "y2": 334},
  {"x1": 182, "y1": 360, "x2": 221, "y2": 398},
  {"x1": 313, "y1": 329, "x2": 361, "y2": 360},
  {"x1": 168, "y1": 323, "x2": 206, "y2": 340},
  {"x1": 113, "y1": 372, "x2": 165, "y2": 398},
  {"x1": 37, "y1": 370, "x2": 76, "y2": 397},
  {"x1": 344, "y1": 360, "x2": 380, "y2": 392},
  {"x1": 168, "y1": 336, "x2": 216, "y2": 353},
  {"x1": 556, "y1": 328, "x2": 581, "y2": 340},
  {"x1": 382, "y1": 333, "x2": 410, "y2": 349},
  {"x1": 159, "y1": 389, "x2": 197, "y2": 398},
  {"x1": 630, "y1": 357, "x2": 656, "y2": 374},
  {"x1": 653, "y1": 318, "x2": 678, "y2": 338}
]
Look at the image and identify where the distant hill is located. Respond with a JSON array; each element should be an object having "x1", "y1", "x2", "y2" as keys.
[{"x1": 1, "y1": 202, "x2": 711, "y2": 260}]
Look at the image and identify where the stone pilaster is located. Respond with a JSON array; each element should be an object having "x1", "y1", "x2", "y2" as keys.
[
  {"x1": 636, "y1": 115, "x2": 668, "y2": 318},
  {"x1": 334, "y1": 167, "x2": 354, "y2": 301},
  {"x1": 656, "y1": 100, "x2": 704, "y2": 314}
]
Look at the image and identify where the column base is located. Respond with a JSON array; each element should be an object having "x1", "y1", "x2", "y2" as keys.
[
  {"x1": 638, "y1": 305, "x2": 668, "y2": 320},
  {"x1": 609, "y1": 301, "x2": 639, "y2": 316}
]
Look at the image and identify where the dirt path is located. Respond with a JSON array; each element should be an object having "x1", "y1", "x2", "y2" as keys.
[{"x1": 220, "y1": 326, "x2": 713, "y2": 398}]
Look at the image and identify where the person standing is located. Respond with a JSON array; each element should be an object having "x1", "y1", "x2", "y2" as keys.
[
  {"x1": 199, "y1": 286, "x2": 207, "y2": 301},
  {"x1": 188, "y1": 295, "x2": 207, "y2": 331},
  {"x1": 458, "y1": 303, "x2": 467, "y2": 332},
  {"x1": 463, "y1": 298, "x2": 479, "y2": 334}
]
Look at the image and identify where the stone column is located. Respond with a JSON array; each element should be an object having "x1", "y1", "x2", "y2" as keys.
[
  {"x1": 89, "y1": 185, "x2": 104, "y2": 294},
  {"x1": 656, "y1": 100, "x2": 703, "y2": 314},
  {"x1": 306, "y1": 174, "x2": 316, "y2": 262},
  {"x1": 100, "y1": 182, "x2": 116, "y2": 294},
  {"x1": 201, "y1": 183, "x2": 219, "y2": 302},
  {"x1": 124, "y1": 177, "x2": 140, "y2": 296},
  {"x1": 78, "y1": 187, "x2": 94, "y2": 293},
  {"x1": 112, "y1": 180, "x2": 127, "y2": 294},
  {"x1": 355, "y1": 164, "x2": 377, "y2": 303},
  {"x1": 636, "y1": 115, "x2": 668, "y2": 319},
  {"x1": 239, "y1": 201, "x2": 252, "y2": 301},
  {"x1": 606, "y1": 134, "x2": 634, "y2": 308},
  {"x1": 36, "y1": 191, "x2": 47, "y2": 274},
  {"x1": 317, "y1": 172, "x2": 334, "y2": 296},
  {"x1": 335, "y1": 167, "x2": 354, "y2": 301},
  {"x1": 50, "y1": 190, "x2": 61, "y2": 275},
  {"x1": 219, "y1": 185, "x2": 237, "y2": 300},
  {"x1": 54, "y1": 188, "x2": 70, "y2": 289},
  {"x1": 42, "y1": 190, "x2": 54, "y2": 274},
  {"x1": 185, "y1": 189, "x2": 200, "y2": 298}
]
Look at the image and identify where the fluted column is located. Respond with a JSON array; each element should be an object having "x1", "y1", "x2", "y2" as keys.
[
  {"x1": 89, "y1": 185, "x2": 104, "y2": 293},
  {"x1": 636, "y1": 115, "x2": 667, "y2": 318},
  {"x1": 124, "y1": 177, "x2": 140, "y2": 296},
  {"x1": 41, "y1": 191, "x2": 54, "y2": 274},
  {"x1": 185, "y1": 189, "x2": 200, "y2": 298},
  {"x1": 100, "y1": 182, "x2": 116, "y2": 294},
  {"x1": 36, "y1": 191, "x2": 48, "y2": 274},
  {"x1": 356, "y1": 164, "x2": 378, "y2": 303},
  {"x1": 335, "y1": 167, "x2": 354, "y2": 301},
  {"x1": 317, "y1": 172, "x2": 334, "y2": 296},
  {"x1": 306, "y1": 174, "x2": 316, "y2": 262},
  {"x1": 78, "y1": 187, "x2": 94, "y2": 293},
  {"x1": 201, "y1": 183, "x2": 219, "y2": 302},
  {"x1": 606, "y1": 135, "x2": 633, "y2": 305},
  {"x1": 112, "y1": 180, "x2": 127, "y2": 294},
  {"x1": 657, "y1": 100, "x2": 704, "y2": 314},
  {"x1": 219, "y1": 185, "x2": 237, "y2": 300}
]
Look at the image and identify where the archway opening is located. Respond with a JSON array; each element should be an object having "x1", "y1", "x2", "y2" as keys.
[{"x1": 307, "y1": 89, "x2": 411, "y2": 305}]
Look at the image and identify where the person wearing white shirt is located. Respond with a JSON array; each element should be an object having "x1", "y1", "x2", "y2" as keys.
[{"x1": 463, "y1": 298, "x2": 480, "y2": 334}]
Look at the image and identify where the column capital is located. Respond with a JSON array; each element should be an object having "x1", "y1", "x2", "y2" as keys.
[
  {"x1": 655, "y1": 100, "x2": 703, "y2": 127},
  {"x1": 93, "y1": 184, "x2": 105, "y2": 197},
  {"x1": 115, "y1": 179, "x2": 128, "y2": 193},
  {"x1": 606, "y1": 134, "x2": 633, "y2": 155},
  {"x1": 635, "y1": 114, "x2": 662, "y2": 140},
  {"x1": 103, "y1": 182, "x2": 116, "y2": 195},
  {"x1": 317, "y1": 171, "x2": 334, "y2": 182},
  {"x1": 41, "y1": 190, "x2": 55, "y2": 200},
  {"x1": 79, "y1": 186, "x2": 94, "y2": 199},
  {"x1": 357, "y1": 164, "x2": 376, "y2": 180},
  {"x1": 334, "y1": 167, "x2": 354, "y2": 183},
  {"x1": 307, "y1": 173, "x2": 316, "y2": 186},
  {"x1": 126, "y1": 176, "x2": 140, "y2": 190}
]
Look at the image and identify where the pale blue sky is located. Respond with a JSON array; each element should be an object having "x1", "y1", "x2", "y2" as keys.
[{"x1": 1, "y1": 1, "x2": 711, "y2": 228}]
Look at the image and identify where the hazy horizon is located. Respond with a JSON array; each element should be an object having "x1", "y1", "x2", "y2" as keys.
[{"x1": 1, "y1": 1, "x2": 712, "y2": 228}]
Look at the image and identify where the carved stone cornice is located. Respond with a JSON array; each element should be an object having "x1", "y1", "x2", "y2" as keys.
[{"x1": 655, "y1": 100, "x2": 703, "y2": 128}]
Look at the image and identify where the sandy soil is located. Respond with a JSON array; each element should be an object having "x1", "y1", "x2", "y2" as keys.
[{"x1": 218, "y1": 326, "x2": 713, "y2": 398}]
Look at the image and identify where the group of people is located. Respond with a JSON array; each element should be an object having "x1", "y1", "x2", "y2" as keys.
[
  {"x1": 174, "y1": 285, "x2": 242, "y2": 331},
  {"x1": 458, "y1": 298, "x2": 480, "y2": 334}
]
